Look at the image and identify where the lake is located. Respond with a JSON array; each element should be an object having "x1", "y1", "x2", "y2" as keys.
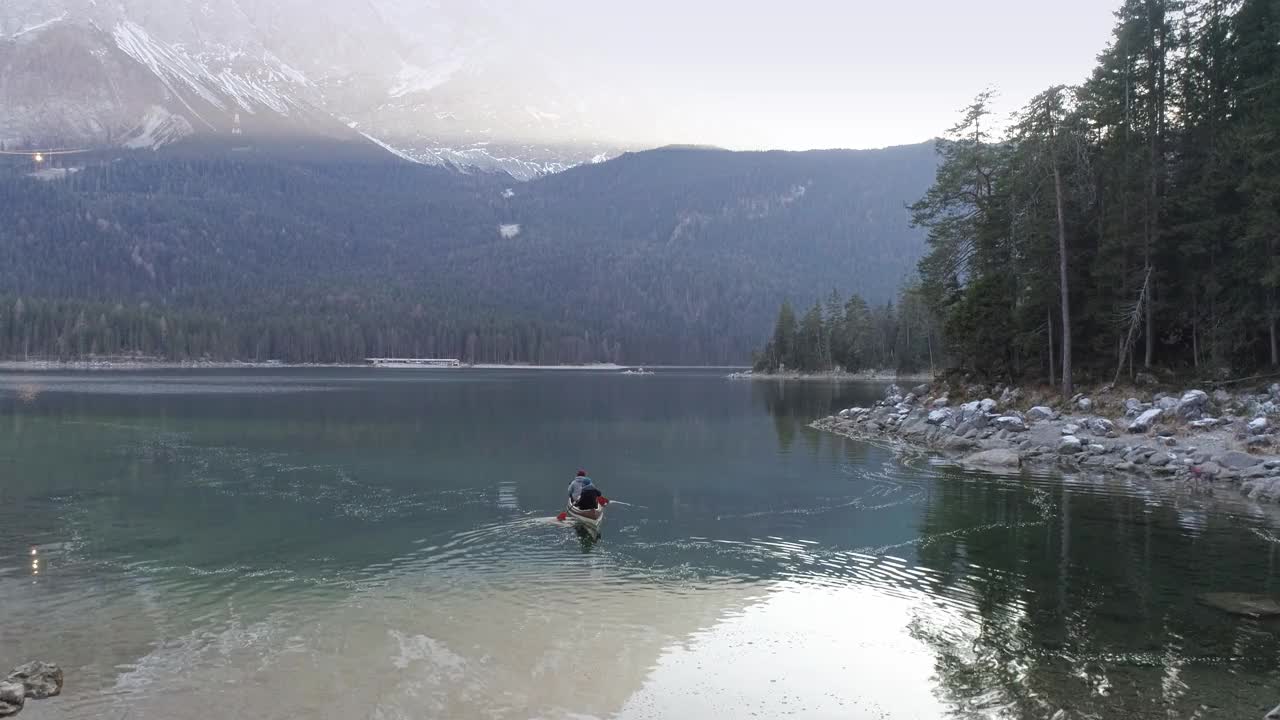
[{"x1": 0, "y1": 369, "x2": 1277, "y2": 719}]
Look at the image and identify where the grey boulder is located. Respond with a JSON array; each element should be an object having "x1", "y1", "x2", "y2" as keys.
[
  {"x1": 1128, "y1": 408, "x2": 1162, "y2": 433},
  {"x1": 1027, "y1": 406, "x2": 1056, "y2": 421},
  {"x1": 6, "y1": 662, "x2": 62, "y2": 700},
  {"x1": 1059, "y1": 436, "x2": 1084, "y2": 454},
  {"x1": 926, "y1": 409, "x2": 952, "y2": 425},
  {"x1": 994, "y1": 415, "x2": 1028, "y2": 432},
  {"x1": 1084, "y1": 417, "x2": 1115, "y2": 434},
  {"x1": 964, "y1": 448, "x2": 1022, "y2": 468},
  {"x1": 1177, "y1": 389, "x2": 1209, "y2": 419},
  {"x1": 0, "y1": 683, "x2": 22, "y2": 717},
  {"x1": 1250, "y1": 417, "x2": 1270, "y2": 435},
  {"x1": 1123, "y1": 398, "x2": 1145, "y2": 417},
  {"x1": 1216, "y1": 451, "x2": 1262, "y2": 470}
]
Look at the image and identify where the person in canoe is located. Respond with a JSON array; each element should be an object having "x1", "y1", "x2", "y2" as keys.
[{"x1": 559, "y1": 470, "x2": 608, "y2": 520}]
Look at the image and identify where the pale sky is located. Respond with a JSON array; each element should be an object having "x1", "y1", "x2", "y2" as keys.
[{"x1": 500, "y1": 0, "x2": 1122, "y2": 150}]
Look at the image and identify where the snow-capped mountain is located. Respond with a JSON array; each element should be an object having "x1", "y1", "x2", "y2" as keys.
[{"x1": 0, "y1": 1, "x2": 620, "y2": 178}]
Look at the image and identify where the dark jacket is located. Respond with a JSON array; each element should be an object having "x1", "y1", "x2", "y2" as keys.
[{"x1": 576, "y1": 486, "x2": 604, "y2": 510}]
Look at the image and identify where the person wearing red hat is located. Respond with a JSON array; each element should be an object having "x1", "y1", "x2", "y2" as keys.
[{"x1": 567, "y1": 470, "x2": 590, "y2": 505}]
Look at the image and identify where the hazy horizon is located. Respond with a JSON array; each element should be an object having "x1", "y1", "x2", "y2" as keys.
[{"x1": 498, "y1": 0, "x2": 1122, "y2": 151}]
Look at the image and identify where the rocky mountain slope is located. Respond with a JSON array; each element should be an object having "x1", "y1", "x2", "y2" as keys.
[{"x1": 0, "y1": 1, "x2": 618, "y2": 177}]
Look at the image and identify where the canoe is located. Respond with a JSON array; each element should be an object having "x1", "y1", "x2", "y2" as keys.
[{"x1": 565, "y1": 501, "x2": 605, "y2": 533}]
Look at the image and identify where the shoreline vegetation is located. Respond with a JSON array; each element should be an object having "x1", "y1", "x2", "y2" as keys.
[
  {"x1": 0, "y1": 359, "x2": 638, "y2": 372},
  {"x1": 811, "y1": 380, "x2": 1280, "y2": 507}
]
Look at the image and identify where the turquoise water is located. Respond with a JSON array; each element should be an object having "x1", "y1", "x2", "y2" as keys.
[{"x1": 0, "y1": 369, "x2": 1277, "y2": 719}]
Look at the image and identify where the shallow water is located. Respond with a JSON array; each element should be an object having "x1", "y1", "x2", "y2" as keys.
[{"x1": 0, "y1": 369, "x2": 1277, "y2": 719}]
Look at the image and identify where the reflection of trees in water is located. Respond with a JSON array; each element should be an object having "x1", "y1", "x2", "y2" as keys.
[
  {"x1": 909, "y1": 476, "x2": 1280, "y2": 718},
  {"x1": 753, "y1": 380, "x2": 886, "y2": 453}
]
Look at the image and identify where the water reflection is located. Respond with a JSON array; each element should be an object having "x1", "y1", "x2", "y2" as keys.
[{"x1": 0, "y1": 370, "x2": 1278, "y2": 718}]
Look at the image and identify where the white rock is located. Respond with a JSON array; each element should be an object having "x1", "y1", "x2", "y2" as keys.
[
  {"x1": 1249, "y1": 417, "x2": 1269, "y2": 435},
  {"x1": 994, "y1": 416, "x2": 1028, "y2": 432},
  {"x1": 1059, "y1": 435, "x2": 1084, "y2": 454},
  {"x1": 1077, "y1": 397, "x2": 1093, "y2": 412},
  {"x1": 979, "y1": 398, "x2": 998, "y2": 413},
  {"x1": 1062, "y1": 424, "x2": 1080, "y2": 436},
  {"x1": 1084, "y1": 417, "x2": 1115, "y2": 434},
  {"x1": 927, "y1": 409, "x2": 952, "y2": 425},
  {"x1": 1188, "y1": 418, "x2": 1220, "y2": 429},
  {"x1": 1128, "y1": 408, "x2": 1162, "y2": 433}
]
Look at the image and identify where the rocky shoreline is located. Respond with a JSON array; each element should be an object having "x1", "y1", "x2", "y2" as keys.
[
  {"x1": 0, "y1": 662, "x2": 62, "y2": 717},
  {"x1": 813, "y1": 380, "x2": 1280, "y2": 503}
]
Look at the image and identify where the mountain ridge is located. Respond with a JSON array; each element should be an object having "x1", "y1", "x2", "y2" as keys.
[{"x1": 0, "y1": 139, "x2": 937, "y2": 364}]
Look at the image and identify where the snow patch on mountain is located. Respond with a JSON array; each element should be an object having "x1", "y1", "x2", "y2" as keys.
[
  {"x1": 10, "y1": 12, "x2": 67, "y2": 38},
  {"x1": 112, "y1": 21, "x2": 304, "y2": 118},
  {"x1": 389, "y1": 58, "x2": 465, "y2": 98},
  {"x1": 122, "y1": 106, "x2": 193, "y2": 149},
  {"x1": 358, "y1": 131, "x2": 421, "y2": 164}
]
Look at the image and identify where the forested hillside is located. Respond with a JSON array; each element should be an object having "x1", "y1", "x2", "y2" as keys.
[
  {"x1": 912, "y1": 0, "x2": 1280, "y2": 391},
  {"x1": 0, "y1": 141, "x2": 935, "y2": 364}
]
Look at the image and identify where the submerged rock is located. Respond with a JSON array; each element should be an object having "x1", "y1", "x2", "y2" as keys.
[
  {"x1": 1217, "y1": 451, "x2": 1263, "y2": 470},
  {"x1": 0, "y1": 682, "x2": 22, "y2": 717},
  {"x1": 1128, "y1": 408, "x2": 1162, "y2": 433},
  {"x1": 1198, "y1": 592, "x2": 1280, "y2": 618},
  {"x1": 964, "y1": 448, "x2": 1022, "y2": 468},
  {"x1": 6, "y1": 662, "x2": 62, "y2": 700},
  {"x1": 941, "y1": 435, "x2": 979, "y2": 452}
]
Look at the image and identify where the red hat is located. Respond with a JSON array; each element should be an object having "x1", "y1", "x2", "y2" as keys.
[{"x1": 577, "y1": 469, "x2": 587, "y2": 477}]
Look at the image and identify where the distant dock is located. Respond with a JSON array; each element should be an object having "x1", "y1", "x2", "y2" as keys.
[{"x1": 365, "y1": 358, "x2": 463, "y2": 368}]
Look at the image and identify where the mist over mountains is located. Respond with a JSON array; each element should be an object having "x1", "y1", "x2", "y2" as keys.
[{"x1": 1, "y1": 0, "x2": 618, "y2": 177}]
